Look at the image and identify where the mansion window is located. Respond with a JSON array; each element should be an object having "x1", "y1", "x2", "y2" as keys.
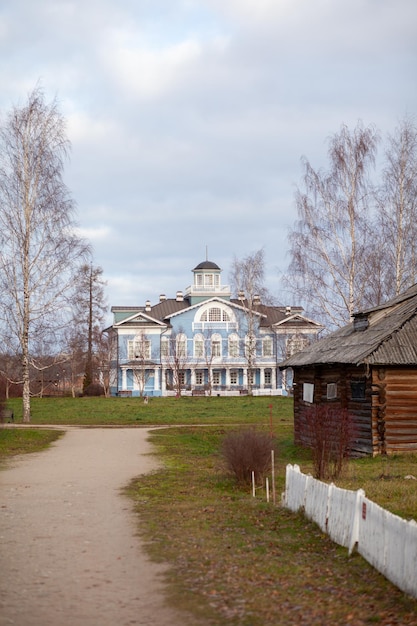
[
  {"x1": 194, "y1": 334, "x2": 204, "y2": 358},
  {"x1": 176, "y1": 334, "x2": 187, "y2": 358},
  {"x1": 178, "y1": 371, "x2": 186, "y2": 385},
  {"x1": 161, "y1": 338, "x2": 169, "y2": 357},
  {"x1": 228, "y1": 334, "x2": 239, "y2": 357},
  {"x1": 200, "y1": 307, "x2": 230, "y2": 322},
  {"x1": 213, "y1": 371, "x2": 221, "y2": 385},
  {"x1": 286, "y1": 334, "x2": 309, "y2": 357},
  {"x1": 264, "y1": 370, "x2": 272, "y2": 385},
  {"x1": 230, "y1": 370, "x2": 238, "y2": 385},
  {"x1": 211, "y1": 334, "x2": 221, "y2": 357},
  {"x1": 128, "y1": 338, "x2": 151, "y2": 360},
  {"x1": 263, "y1": 337, "x2": 273, "y2": 357}
]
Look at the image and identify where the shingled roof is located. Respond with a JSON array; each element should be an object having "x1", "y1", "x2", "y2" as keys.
[{"x1": 280, "y1": 283, "x2": 417, "y2": 368}]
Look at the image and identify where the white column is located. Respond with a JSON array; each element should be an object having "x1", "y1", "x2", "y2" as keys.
[
  {"x1": 154, "y1": 367, "x2": 160, "y2": 391},
  {"x1": 122, "y1": 368, "x2": 127, "y2": 390},
  {"x1": 225, "y1": 367, "x2": 230, "y2": 389}
]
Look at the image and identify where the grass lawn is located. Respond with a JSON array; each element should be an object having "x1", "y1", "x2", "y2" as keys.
[{"x1": 2, "y1": 395, "x2": 417, "y2": 624}]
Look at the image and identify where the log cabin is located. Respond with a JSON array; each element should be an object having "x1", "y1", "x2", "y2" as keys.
[{"x1": 280, "y1": 284, "x2": 417, "y2": 456}]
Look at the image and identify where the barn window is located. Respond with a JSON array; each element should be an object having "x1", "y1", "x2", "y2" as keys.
[
  {"x1": 351, "y1": 380, "x2": 366, "y2": 400},
  {"x1": 327, "y1": 383, "x2": 337, "y2": 399},
  {"x1": 303, "y1": 383, "x2": 314, "y2": 403}
]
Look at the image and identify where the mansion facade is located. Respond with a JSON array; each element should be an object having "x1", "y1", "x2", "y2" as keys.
[{"x1": 107, "y1": 260, "x2": 322, "y2": 397}]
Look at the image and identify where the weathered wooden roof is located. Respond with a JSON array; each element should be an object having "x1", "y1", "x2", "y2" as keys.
[{"x1": 280, "y1": 283, "x2": 417, "y2": 368}]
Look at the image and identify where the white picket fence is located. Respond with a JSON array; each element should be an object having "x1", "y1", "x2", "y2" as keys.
[{"x1": 282, "y1": 464, "x2": 417, "y2": 599}]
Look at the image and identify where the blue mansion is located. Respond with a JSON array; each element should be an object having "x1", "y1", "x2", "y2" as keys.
[{"x1": 108, "y1": 260, "x2": 322, "y2": 397}]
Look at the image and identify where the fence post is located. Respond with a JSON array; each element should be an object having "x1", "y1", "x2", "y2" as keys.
[{"x1": 349, "y1": 488, "x2": 365, "y2": 555}]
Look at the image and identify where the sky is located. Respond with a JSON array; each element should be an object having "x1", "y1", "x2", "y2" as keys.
[{"x1": 1, "y1": 0, "x2": 416, "y2": 322}]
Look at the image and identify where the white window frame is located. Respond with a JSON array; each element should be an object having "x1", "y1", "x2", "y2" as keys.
[
  {"x1": 213, "y1": 371, "x2": 221, "y2": 385},
  {"x1": 176, "y1": 333, "x2": 187, "y2": 358},
  {"x1": 230, "y1": 370, "x2": 238, "y2": 385},
  {"x1": 211, "y1": 333, "x2": 222, "y2": 357},
  {"x1": 228, "y1": 334, "x2": 239, "y2": 357},
  {"x1": 263, "y1": 337, "x2": 273, "y2": 357},
  {"x1": 196, "y1": 371, "x2": 204, "y2": 385},
  {"x1": 303, "y1": 383, "x2": 314, "y2": 403},
  {"x1": 128, "y1": 338, "x2": 151, "y2": 360},
  {"x1": 194, "y1": 334, "x2": 204, "y2": 358}
]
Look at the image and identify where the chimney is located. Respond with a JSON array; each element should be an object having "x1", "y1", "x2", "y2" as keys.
[
  {"x1": 159, "y1": 294, "x2": 167, "y2": 302},
  {"x1": 285, "y1": 306, "x2": 291, "y2": 315},
  {"x1": 253, "y1": 294, "x2": 261, "y2": 307},
  {"x1": 145, "y1": 300, "x2": 151, "y2": 312},
  {"x1": 176, "y1": 291, "x2": 183, "y2": 302}
]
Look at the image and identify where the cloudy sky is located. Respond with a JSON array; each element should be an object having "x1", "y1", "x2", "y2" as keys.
[{"x1": 1, "y1": 0, "x2": 416, "y2": 319}]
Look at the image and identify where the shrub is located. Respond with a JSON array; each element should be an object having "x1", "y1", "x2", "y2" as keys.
[
  {"x1": 221, "y1": 429, "x2": 276, "y2": 486},
  {"x1": 304, "y1": 405, "x2": 354, "y2": 480},
  {"x1": 83, "y1": 383, "x2": 105, "y2": 397}
]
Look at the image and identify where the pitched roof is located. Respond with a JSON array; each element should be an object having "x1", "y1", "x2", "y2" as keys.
[{"x1": 280, "y1": 283, "x2": 417, "y2": 368}]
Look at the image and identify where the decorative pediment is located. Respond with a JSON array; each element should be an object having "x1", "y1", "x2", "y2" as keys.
[
  {"x1": 273, "y1": 314, "x2": 324, "y2": 334},
  {"x1": 114, "y1": 312, "x2": 166, "y2": 328}
]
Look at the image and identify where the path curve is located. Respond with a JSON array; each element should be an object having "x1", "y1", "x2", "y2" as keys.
[{"x1": 0, "y1": 427, "x2": 193, "y2": 626}]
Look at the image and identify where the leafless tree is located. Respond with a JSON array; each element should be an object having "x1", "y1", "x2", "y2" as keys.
[
  {"x1": 164, "y1": 328, "x2": 190, "y2": 397},
  {"x1": 286, "y1": 121, "x2": 379, "y2": 327},
  {"x1": 0, "y1": 86, "x2": 88, "y2": 421},
  {"x1": 130, "y1": 330, "x2": 153, "y2": 397},
  {"x1": 376, "y1": 116, "x2": 417, "y2": 298},
  {"x1": 71, "y1": 263, "x2": 107, "y2": 391}
]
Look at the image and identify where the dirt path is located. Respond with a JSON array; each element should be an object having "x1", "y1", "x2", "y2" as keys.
[{"x1": 0, "y1": 427, "x2": 194, "y2": 626}]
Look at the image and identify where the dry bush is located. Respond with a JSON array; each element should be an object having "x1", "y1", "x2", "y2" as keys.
[
  {"x1": 305, "y1": 406, "x2": 354, "y2": 480},
  {"x1": 83, "y1": 383, "x2": 105, "y2": 397},
  {"x1": 221, "y1": 429, "x2": 276, "y2": 486}
]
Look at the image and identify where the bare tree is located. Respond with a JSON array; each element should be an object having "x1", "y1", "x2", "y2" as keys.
[
  {"x1": 164, "y1": 329, "x2": 190, "y2": 397},
  {"x1": 377, "y1": 116, "x2": 417, "y2": 297},
  {"x1": 71, "y1": 263, "x2": 107, "y2": 391},
  {"x1": 286, "y1": 121, "x2": 379, "y2": 327},
  {"x1": 230, "y1": 249, "x2": 269, "y2": 394},
  {"x1": 0, "y1": 87, "x2": 88, "y2": 421},
  {"x1": 130, "y1": 330, "x2": 153, "y2": 397}
]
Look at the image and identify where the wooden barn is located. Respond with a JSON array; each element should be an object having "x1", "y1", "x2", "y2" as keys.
[{"x1": 280, "y1": 284, "x2": 417, "y2": 456}]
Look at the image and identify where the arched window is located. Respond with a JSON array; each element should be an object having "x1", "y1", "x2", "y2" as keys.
[
  {"x1": 200, "y1": 307, "x2": 231, "y2": 322},
  {"x1": 228, "y1": 333, "x2": 239, "y2": 358},
  {"x1": 194, "y1": 334, "x2": 204, "y2": 358},
  {"x1": 176, "y1": 333, "x2": 187, "y2": 358},
  {"x1": 211, "y1": 333, "x2": 222, "y2": 357}
]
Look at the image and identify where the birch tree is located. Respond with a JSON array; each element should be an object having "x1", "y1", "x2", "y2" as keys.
[
  {"x1": 377, "y1": 116, "x2": 417, "y2": 297},
  {"x1": 0, "y1": 87, "x2": 88, "y2": 421},
  {"x1": 286, "y1": 122, "x2": 379, "y2": 327}
]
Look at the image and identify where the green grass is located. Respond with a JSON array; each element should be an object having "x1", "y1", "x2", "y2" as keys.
[
  {"x1": 5, "y1": 395, "x2": 293, "y2": 426},
  {"x1": 0, "y1": 428, "x2": 63, "y2": 464}
]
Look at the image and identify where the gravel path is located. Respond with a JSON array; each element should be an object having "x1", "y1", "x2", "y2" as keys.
[{"x1": 0, "y1": 427, "x2": 193, "y2": 626}]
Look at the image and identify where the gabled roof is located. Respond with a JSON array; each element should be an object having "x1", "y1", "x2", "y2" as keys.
[
  {"x1": 165, "y1": 296, "x2": 266, "y2": 320},
  {"x1": 280, "y1": 283, "x2": 417, "y2": 368},
  {"x1": 113, "y1": 310, "x2": 168, "y2": 328}
]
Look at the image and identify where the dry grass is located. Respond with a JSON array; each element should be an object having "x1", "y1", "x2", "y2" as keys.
[{"x1": 126, "y1": 426, "x2": 417, "y2": 625}]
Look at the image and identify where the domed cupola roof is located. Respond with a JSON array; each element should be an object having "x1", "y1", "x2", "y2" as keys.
[{"x1": 193, "y1": 260, "x2": 221, "y2": 271}]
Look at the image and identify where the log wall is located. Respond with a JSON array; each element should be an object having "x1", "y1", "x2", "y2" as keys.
[{"x1": 373, "y1": 367, "x2": 417, "y2": 454}]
